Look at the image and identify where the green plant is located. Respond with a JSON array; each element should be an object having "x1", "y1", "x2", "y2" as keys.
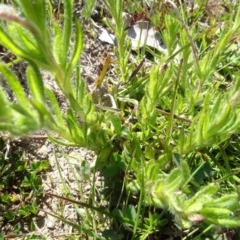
[
  {"x1": 1, "y1": 0, "x2": 240, "y2": 239},
  {"x1": 102, "y1": 0, "x2": 132, "y2": 81},
  {"x1": 0, "y1": 137, "x2": 49, "y2": 233},
  {"x1": 83, "y1": 0, "x2": 97, "y2": 20}
]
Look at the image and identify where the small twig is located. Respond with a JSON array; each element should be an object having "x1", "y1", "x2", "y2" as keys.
[
  {"x1": 128, "y1": 57, "x2": 145, "y2": 81},
  {"x1": 155, "y1": 107, "x2": 192, "y2": 123},
  {"x1": 25, "y1": 134, "x2": 49, "y2": 139},
  {"x1": 4, "y1": 233, "x2": 28, "y2": 238}
]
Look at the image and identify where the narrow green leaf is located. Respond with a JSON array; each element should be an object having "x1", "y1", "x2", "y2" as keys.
[
  {"x1": 164, "y1": 168, "x2": 181, "y2": 192},
  {"x1": 86, "y1": 96, "x2": 97, "y2": 121},
  {"x1": 47, "y1": 191, "x2": 136, "y2": 226},
  {"x1": 65, "y1": 109, "x2": 85, "y2": 145},
  {"x1": 45, "y1": 88, "x2": 65, "y2": 128},
  {"x1": 210, "y1": 95, "x2": 222, "y2": 116},
  {"x1": 201, "y1": 207, "x2": 233, "y2": 218},
  {"x1": 48, "y1": 135, "x2": 75, "y2": 146},
  {"x1": 196, "y1": 113, "x2": 205, "y2": 146},
  {"x1": 13, "y1": 116, "x2": 38, "y2": 135},
  {"x1": 218, "y1": 110, "x2": 238, "y2": 134},
  {"x1": 31, "y1": 100, "x2": 51, "y2": 122},
  {"x1": 64, "y1": 20, "x2": 83, "y2": 92},
  {"x1": 195, "y1": 183, "x2": 219, "y2": 196},
  {"x1": 83, "y1": 0, "x2": 97, "y2": 20},
  {"x1": 205, "y1": 217, "x2": 240, "y2": 227},
  {"x1": 0, "y1": 18, "x2": 54, "y2": 70},
  {"x1": 9, "y1": 24, "x2": 51, "y2": 68},
  {"x1": 27, "y1": 64, "x2": 45, "y2": 103},
  {"x1": 207, "y1": 103, "x2": 232, "y2": 137},
  {"x1": 145, "y1": 160, "x2": 160, "y2": 180},
  {"x1": 69, "y1": 20, "x2": 83, "y2": 69},
  {"x1": 180, "y1": 161, "x2": 191, "y2": 185},
  {"x1": 0, "y1": 18, "x2": 39, "y2": 60},
  {"x1": 110, "y1": 114, "x2": 122, "y2": 134},
  {"x1": 0, "y1": 88, "x2": 12, "y2": 120},
  {"x1": 69, "y1": 94, "x2": 85, "y2": 119},
  {"x1": 75, "y1": 66, "x2": 83, "y2": 102},
  {"x1": 11, "y1": 104, "x2": 34, "y2": 118},
  {"x1": 95, "y1": 144, "x2": 112, "y2": 169},
  {"x1": 62, "y1": 0, "x2": 73, "y2": 67},
  {"x1": 11, "y1": 0, "x2": 46, "y2": 33},
  {"x1": 41, "y1": 210, "x2": 102, "y2": 238},
  {"x1": 52, "y1": 23, "x2": 63, "y2": 65},
  {"x1": 206, "y1": 193, "x2": 239, "y2": 211},
  {"x1": 0, "y1": 64, "x2": 30, "y2": 108},
  {"x1": 147, "y1": 66, "x2": 159, "y2": 101},
  {"x1": 184, "y1": 184, "x2": 219, "y2": 213}
]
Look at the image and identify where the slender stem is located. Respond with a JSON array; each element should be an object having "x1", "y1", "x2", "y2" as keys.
[
  {"x1": 178, "y1": 18, "x2": 201, "y2": 75},
  {"x1": 155, "y1": 108, "x2": 191, "y2": 123}
]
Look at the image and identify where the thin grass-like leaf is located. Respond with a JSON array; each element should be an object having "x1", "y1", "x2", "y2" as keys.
[
  {"x1": 206, "y1": 193, "x2": 239, "y2": 210},
  {"x1": 164, "y1": 168, "x2": 182, "y2": 193},
  {"x1": 45, "y1": 88, "x2": 65, "y2": 128},
  {"x1": 68, "y1": 94, "x2": 86, "y2": 120},
  {"x1": 27, "y1": 64, "x2": 45, "y2": 103},
  {"x1": 0, "y1": 64, "x2": 30, "y2": 108},
  {"x1": 0, "y1": 87, "x2": 11, "y2": 119},
  {"x1": 0, "y1": 26, "x2": 28, "y2": 58},
  {"x1": 11, "y1": 0, "x2": 47, "y2": 34},
  {"x1": 62, "y1": 0, "x2": 73, "y2": 68},
  {"x1": 83, "y1": 0, "x2": 97, "y2": 20},
  {"x1": 207, "y1": 104, "x2": 232, "y2": 137},
  {"x1": 65, "y1": 20, "x2": 83, "y2": 93},
  {"x1": 41, "y1": 209, "x2": 103, "y2": 238},
  {"x1": 65, "y1": 109, "x2": 86, "y2": 145},
  {"x1": 52, "y1": 23, "x2": 63, "y2": 64},
  {"x1": 205, "y1": 218, "x2": 240, "y2": 228},
  {"x1": 10, "y1": 104, "x2": 35, "y2": 119},
  {"x1": 31, "y1": 100, "x2": 55, "y2": 129},
  {"x1": 46, "y1": 192, "x2": 136, "y2": 227}
]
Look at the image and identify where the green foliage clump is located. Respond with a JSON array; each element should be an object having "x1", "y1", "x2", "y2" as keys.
[
  {"x1": 0, "y1": 0, "x2": 240, "y2": 238},
  {"x1": 0, "y1": 137, "x2": 49, "y2": 234}
]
